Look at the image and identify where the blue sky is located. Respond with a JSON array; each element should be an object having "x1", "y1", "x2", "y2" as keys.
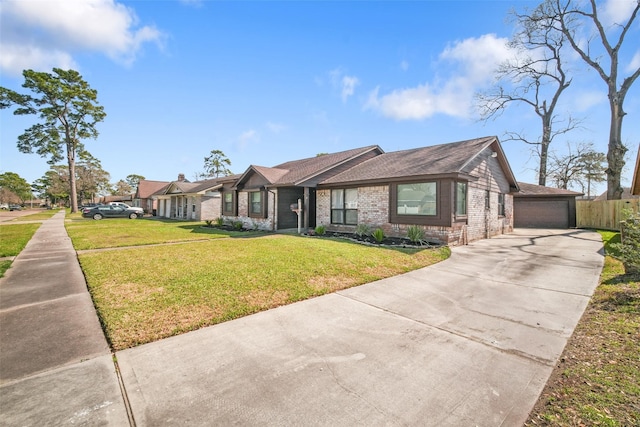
[{"x1": 1, "y1": 0, "x2": 639, "y2": 197}]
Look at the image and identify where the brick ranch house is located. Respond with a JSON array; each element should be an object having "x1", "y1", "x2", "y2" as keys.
[{"x1": 194, "y1": 136, "x2": 519, "y2": 246}]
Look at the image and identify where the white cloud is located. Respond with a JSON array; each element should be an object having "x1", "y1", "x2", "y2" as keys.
[
  {"x1": 627, "y1": 51, "x2": 640, "y2": 74},
  {"x1": 266, "y1": 121, "x2": 286, "y2": 133},
  {"x1": 601, "y1": 0, "x2": 637, "y2": 27},
  {"x1": 0, "y1": 44, "x2": 78, "y2": 76},
  {"x1": 340, "y1": 75, "x2": 360, "y2": 102},
  {"x1": 329, "y1": 68, "x2": 360, "y2": 103},
  {"x1": 237, "y1": 129, "x2": 259, "y2": 149},
  {"x1": 571, "y1": 90, "x2": 606, "y2": 112},
  {"x1": 0, "y1": 0, "x2": 163, "y2": 75},
  {"x1": 400, "y1": 60, "x2": 409, "y2": 71},
  {"x1": 366, "y1": 34, "x2": 511, "y2": 120}
]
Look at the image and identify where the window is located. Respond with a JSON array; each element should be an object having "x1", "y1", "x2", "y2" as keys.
[
  {"x1": 455, "y1": 182, "x2": 467, "y2": 216},
  {"x1": 250, "y1": 191, "x2": 264, "y2": 216},
  {"x1": 331, "y1": 189, "x2": 357, "y2": 225},
  {"x1": 396, "y1": 182, "x2": 436, "y2": 216},
  {"x1": 223, "y1": 192, "x2": 234, "y2": 214},
  {"x1": 498, "y1": 193, "x2": 505, "y2": 216},
  {"x1": 485, "y1": 190, "x2": 490, "y2": 210}
]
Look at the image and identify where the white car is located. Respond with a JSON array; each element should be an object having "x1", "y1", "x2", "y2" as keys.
[{"x1": 107, "y1": 202, "x2": 144, "y2": 214}]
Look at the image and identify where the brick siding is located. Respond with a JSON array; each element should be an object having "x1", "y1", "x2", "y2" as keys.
[{"x1": 317, "y1": 154, "x2": 513, "y2": 246}]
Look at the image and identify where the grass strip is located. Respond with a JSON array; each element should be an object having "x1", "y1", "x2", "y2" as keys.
[
  {"x1": 12, "y1": 210, "x2": 59, "y2": 221},
  {"x1": 79, "y1": 234, "x2": 449, "y2": 350},
  {"x1": 525, "y1": 231, "x2": 639, "y2": 426},
  {"x1": 0, "y1": 223, "x2": 41, "y2": 277},
  {"x1": 0, "y1": 223, "x2": 40, "y2": 257}
]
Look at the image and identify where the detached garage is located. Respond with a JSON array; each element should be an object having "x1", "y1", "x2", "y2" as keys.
[{"x1": 514, "y1": 182, "x2": 582, "y2": 229}]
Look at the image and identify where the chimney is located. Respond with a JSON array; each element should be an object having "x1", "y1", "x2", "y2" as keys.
[{"x1": 178, "y1": 173, "x2": 185, "y2": 181}]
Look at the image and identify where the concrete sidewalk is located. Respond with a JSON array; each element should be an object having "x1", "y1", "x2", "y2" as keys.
[
  {"x1": 0, "y1": 211, "x2": 130, "y2": 425},
  {"x1": 0, "y1": 213, "x2": 604, "y2": 426}
]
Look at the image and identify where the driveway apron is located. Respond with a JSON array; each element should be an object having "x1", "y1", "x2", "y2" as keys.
[{"x1": 116, "y1": 228, "x2": 603, "y2": 426}]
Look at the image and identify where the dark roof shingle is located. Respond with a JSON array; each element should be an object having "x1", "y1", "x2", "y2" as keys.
[{"x1": 321, "y1": 136, "x2": 500, "y2": 184}]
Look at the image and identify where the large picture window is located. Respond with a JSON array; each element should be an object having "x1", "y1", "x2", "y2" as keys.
[
  {"x1": 331, "y1": 189, "x2": 357, "y2": 225},
  {"x1": 455, "y1": 182, "x2": 467, "y2": 216},
  {"x1": 396, "y1": 182, "x2": 436, "y2": 216}
]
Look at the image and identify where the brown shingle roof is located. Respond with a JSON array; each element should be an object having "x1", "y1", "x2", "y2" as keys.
[
  {"x1": 236, "y1": 145, "x2": 382, "y2": 187},
  {"x1": 136, "y1": 180, "x2": 171, "y2": 198},
  {"x1": 321, "y1": 136, "x2": 510, "y2": 184},
  {"x1": 515, "y1": 182, "x2": 583, "y2": 197}
]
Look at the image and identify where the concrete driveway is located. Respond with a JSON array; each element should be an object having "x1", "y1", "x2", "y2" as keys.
[{"x1": 116, "y1": 228, "x2": 603, "y2": 426}]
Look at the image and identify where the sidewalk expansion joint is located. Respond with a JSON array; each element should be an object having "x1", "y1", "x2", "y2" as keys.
[{"x1": 112, "y1": 353, "x2": 137, "y2": 427}]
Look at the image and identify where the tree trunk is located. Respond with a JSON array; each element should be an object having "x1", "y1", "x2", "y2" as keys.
[
  {"x1": 67, "y1": 141, "x2": 78, "y2": 213},
  {"x1": 538, "y1": 116, "x2": 552, "y2": 186},
  {"x1": 606, "y1": 88, "x2": 627, "y2": 200}
]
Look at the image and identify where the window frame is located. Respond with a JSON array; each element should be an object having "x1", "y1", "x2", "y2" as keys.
[
  {"x1": 395, "y1": 182, "x2": 438, "y2": 217},
  {"x1": 455, "y1": 181, "x2": 467, "y2": 217},
  {"x1": 389, "y1": 180, "x2": 450, "y2": 226},
  {"x1": 222, "y1": 191, "x2": 236, "y2": 216},
  {"x1": 498, "y1": 193, "x2": 505, "y2": 217},
  {"x1": 248, "y1": 190, "x2": 267, "y2": 218},
  {"x1": 330, "y1": 188, "x2": 358, "y2": 225}
]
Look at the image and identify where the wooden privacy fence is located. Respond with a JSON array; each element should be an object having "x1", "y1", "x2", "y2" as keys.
[{"x1": 576, "y1": 199, "x2": 640, "y2": 230}]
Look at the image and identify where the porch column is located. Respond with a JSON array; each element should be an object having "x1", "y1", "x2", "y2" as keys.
[{"x1": 303, "y1": 187, "x2": 310, "y2": 231}]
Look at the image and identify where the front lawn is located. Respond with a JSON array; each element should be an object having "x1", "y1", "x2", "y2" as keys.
[
  {"x1": 66, "y1": 216, "x2": 253, "y2": 250},
  {"x1": 77, "y1": 233, "x2": 449, "y2": 350}
]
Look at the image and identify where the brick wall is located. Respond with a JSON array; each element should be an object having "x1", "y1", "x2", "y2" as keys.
[
  {"x1": 199, "y1": 194, "x2": 221, "y2": 221},
  {"x1": 222, "y1": 190, "x2": 275, "y2": 230},
  {"x1": 316, "y1": 152, "x2": 514, "y2": 246}
]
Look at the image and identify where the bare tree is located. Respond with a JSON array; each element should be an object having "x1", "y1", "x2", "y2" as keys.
[
  {"x1": 551, "y1": 0, "x2": 640, "y2": 199},
  {"x1": 477, "y1": 1, "x2": 579, "y2": 186},
  {"x1": 547, "y1": 141, "x2": 606, "y2": 196}
]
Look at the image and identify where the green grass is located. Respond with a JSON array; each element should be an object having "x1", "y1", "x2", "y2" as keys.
[
  {"x1": 78, "y1": 234, "x2": 450, "y2": 350},
  {"x1": 0, "y1": 223, "x2": 41, "y2": 257},
  {"x1": 66, "y1": 216, "x2": 254, "y2": 250},
  {"x1": 12, "y1": 209, "x2": 59, "y2": 221},
  {"x1": 526, "y1": 230, "x2": 639, "y2": 426},
  {"x1": 0, "y1": 223, "x2": 41, "y2": 277}
]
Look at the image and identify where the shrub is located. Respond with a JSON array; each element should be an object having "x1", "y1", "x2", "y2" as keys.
[
  {"x1": 355, "y1": 223, "x2": 371, "y2": 237},
  {"x1": 315, "y1": 225, "x2": 326, "y2": 236},
  {"x1": 407, "y1": 225, "x2": 425, "y2": 244},
  {"x1": 215, "y1": 217, "x2": 224, "y2": 227},
  {"x1": 372, "y1": 228, "x2": 385, "y2": 243},
  {"x1": 204, "y1": 219, "x2": 214, "y2": 227},
  {"x1": 610, "y1": 209, "x2": 640, "y2": 273},
  {"x1": 233, "y1": 221, "x2": 244, "y2": 230}
]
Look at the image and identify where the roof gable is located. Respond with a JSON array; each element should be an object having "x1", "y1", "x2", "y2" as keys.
[
  {"x1": 136, "y1": 180, "x2": 171, "y2": 198},
  {"x1": 234, "y1": 145, "x2": 383, "y2": 189}
]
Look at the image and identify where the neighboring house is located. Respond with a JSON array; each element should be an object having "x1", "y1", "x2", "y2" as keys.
[
  {"x1": 98, "y1": 194, "x2": 134, "y2": 204},
  {"x1": 219, "y1": 136, "x2": 519, "y2": 245},
  {"x1": 154, "y1": 174, "x2": 235, "y2": 221},
  {"x1": 134, "y1": 179, "x2": 170, "y2": 214},
  {"x1": 513, "y1": 182, "x2": 582, "y2": 228},
  {"x1": 593, "y1": 187, "x2": 640, "y2": 201}
]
